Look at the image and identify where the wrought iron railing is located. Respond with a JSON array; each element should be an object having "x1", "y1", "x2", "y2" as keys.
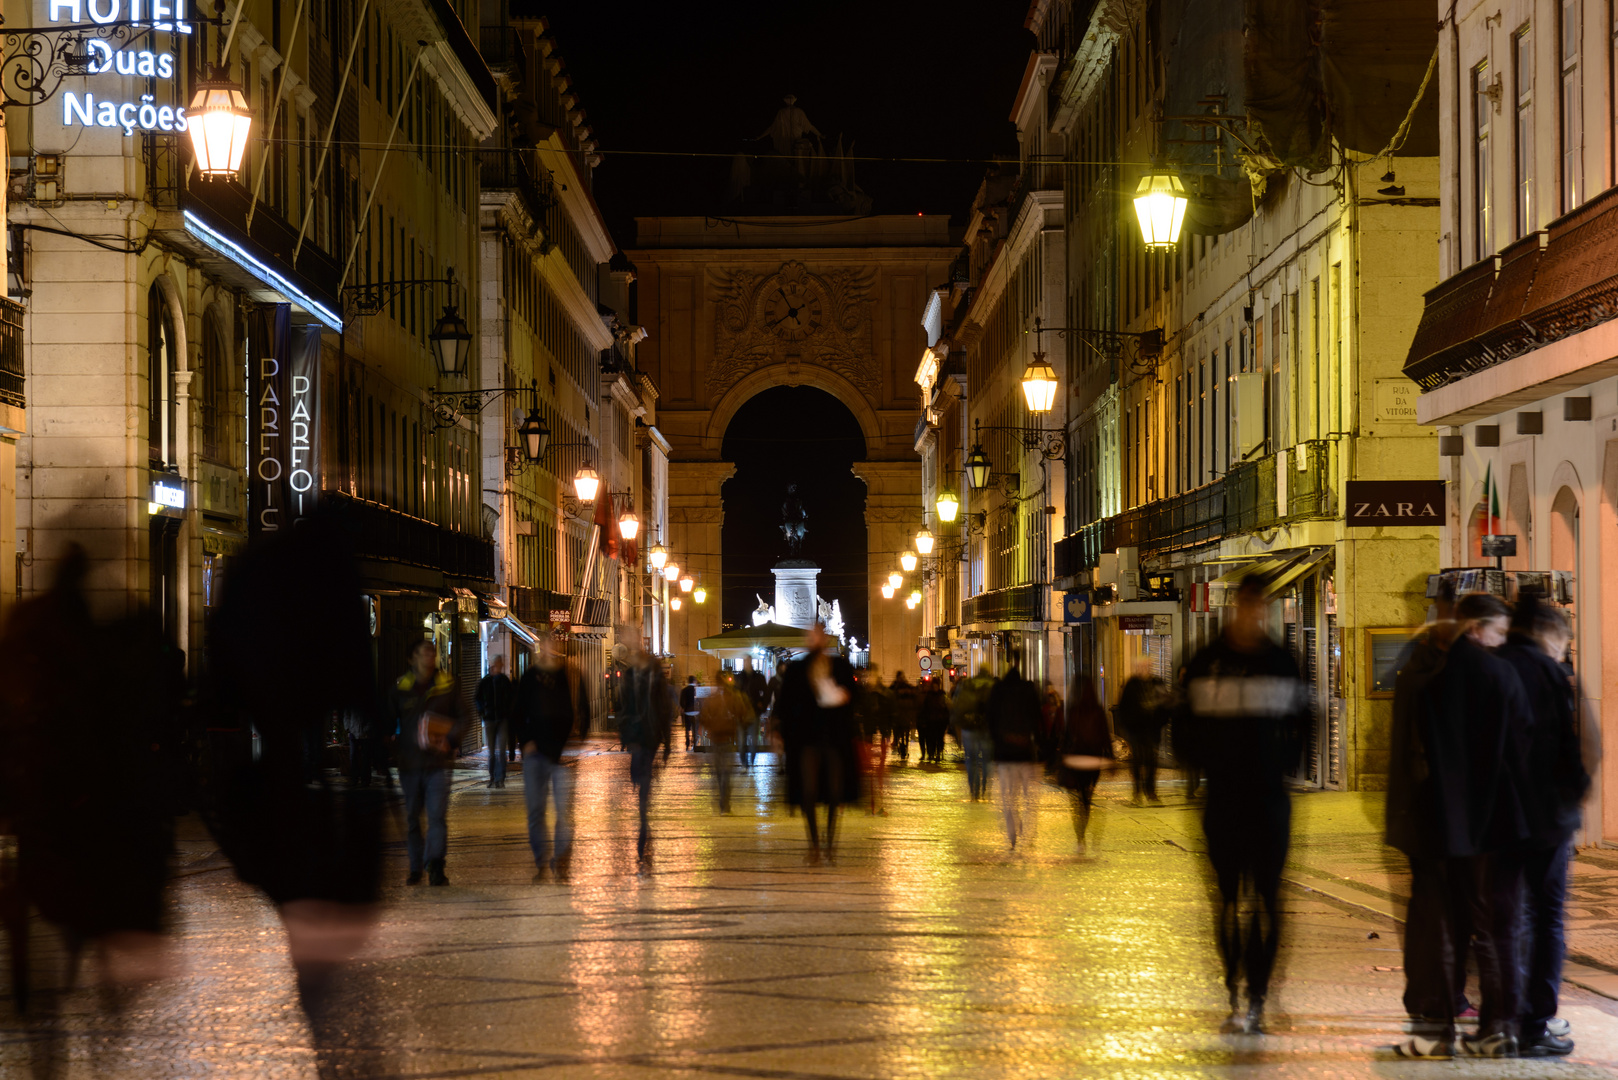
[
  {"x1": 509, "y1": 585, "x2": 572, "y2": 626},
  {"x1": 324, "y1": 490, "x2": 494, "y2": 581},
  {"x1": 479, "y1": 25, "x2": 527, "y2": 84},
  {"x1": 961, "y1": 582, "x2": 1046, "y2": 624}
]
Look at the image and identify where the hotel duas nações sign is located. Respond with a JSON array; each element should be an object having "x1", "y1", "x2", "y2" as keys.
[{"x1": 48, "y1": 0, "x2": 195, "y2": 138}]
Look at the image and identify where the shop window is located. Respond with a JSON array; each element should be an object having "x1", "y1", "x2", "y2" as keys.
[{"x1": 199, "y1": 310, "x2": 228, "y2": 462}]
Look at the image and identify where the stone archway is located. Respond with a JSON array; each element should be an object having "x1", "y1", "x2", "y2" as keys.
[{"x1": 704, "y1": 362, "x2": 885, "y2": 454}]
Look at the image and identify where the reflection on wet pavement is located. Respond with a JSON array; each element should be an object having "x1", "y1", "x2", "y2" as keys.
[{"x1": 4, "y1": 738, "x2": 1618, "y2": 1078}]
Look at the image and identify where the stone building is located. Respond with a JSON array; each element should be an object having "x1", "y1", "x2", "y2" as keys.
[{"x1": 1405, "y1": 0, "x2": 1618, "y2": 841}]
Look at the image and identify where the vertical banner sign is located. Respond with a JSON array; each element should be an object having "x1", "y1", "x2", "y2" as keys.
[{"x1": 249, "y1": 306, "x2": 322, "y2": 538}]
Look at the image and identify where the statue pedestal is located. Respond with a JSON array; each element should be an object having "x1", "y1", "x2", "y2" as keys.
[{"x1": 772, "y1": 560, "x2": 820, "y2": 629}]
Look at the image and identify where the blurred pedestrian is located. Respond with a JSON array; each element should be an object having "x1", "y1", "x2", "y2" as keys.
[
  {"x1": 513, "y1": 632, "x2": 589, "y2": 883},
  {"x1": 889, "y1": 671, "x2": 917, "y2": 763},
  {"x1": 918, "y1": 678, "x2": 950, "y2": 764},
  {"x1": 1386, "y1": 581, "x2": 1471, "y2": 1047},
  {"x1": 1039, "y1": 681, "x2": 1064, "y2": 776},
  {"x1": 1118, "y1": 657, "x2": 1165, "y2": 805},
  {"x1": 391, "y1": 640, "x2": 467, "y2": 886},
  {"x1": 857, "y1": 665, "x2": 894, "y2": 815},
  {"x1": 679, "y1": 675, "x2": 699, "y2": 751},
  {"x1": 1056, "y1": 676, "x2": 1113, "y2": 855},
  {"x1": 951, "y1": 665, "x2": 995, "y2": 801},
  {"x1": 776, "y1": 624, "x2": 862, "y2": 863},
  {"x1": 1182, "y1": 576, "x2": 1310, "y2": 1036},
  {"x1": 1402, "y1": 592, "x2": 1534, "y2": 1058},
  {"x1": 476, "y1": 655, "x2": 514, "y2": 788},
  {"x1": 987, "y1": 653, "x2": 1042, "y2": 851},
  {"x1": 1497, "y1": 594, "x2": 1588, "y2": 1057},
  {"x1": 739, "y1": 656, "x2": 770, "y2": 767},
  {"x1": 700, "y1": 674, "x2": 752, "y2": 813},
  {"x1": 618, "y1": 630, "x2": 672, "y2": 870}
]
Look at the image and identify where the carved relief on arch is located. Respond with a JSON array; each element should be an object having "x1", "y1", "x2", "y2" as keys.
[{"x1": 707, "y1": 260, "x2": 876, "y2": 403}]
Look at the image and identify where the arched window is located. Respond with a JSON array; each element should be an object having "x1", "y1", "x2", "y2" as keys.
[
  {"x1": 147, "y1": 283, "x2": 179, "y2": 467},
  {"x1": 199, "y1": 310, "x2": 228, "y2": 462}
]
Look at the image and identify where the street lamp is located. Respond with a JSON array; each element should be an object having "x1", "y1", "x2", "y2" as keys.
[
  {"x1": 187, "y1": 67, "x2": 254, "y2": 180},
  {"x1": 905, "y1": 595, "x2": 918, "y2": 609},
  {"x1": 900, "y1": 550, "x2": 918, "y2": 573},
  {"x1": 679, "y1": 573, "x2": 694, "y2": 593},
  {"x1": 572, "y1": 464, "x2": 600, "y2": 503},
  {"x1": 663, "y1": 562, "x2": 680, "y2": 583},
  {"x1": 693, "y1": 584, "x2": 707, "y2": 604},
  {"x1": 618, "y1": 510, "x2": 640, "y2": 540},
  {"x1": 1020, "y1": 350, "x2": 1059, "y2": 414},
  {"x1": 1134, "y1": 169, "x2": 1189, "y2": 251},
  {"x1": 965, "y1": 441, "x2": 993, "y2": 490},
  {"x1": 671, "y1": 596, "x2": 682, "y2": 611},
  {"x1": 915, "y1": 528, "x2": 935, "y2": 555},
  {"x1": 517, "y1": 410, "x2": 548, "y2": 462},
  {"x1": 936, "y1": 489, "x2": 959, "y2": 522},
  {"x1": 887, "y1": 569, "x2": 903, "y2": 590},
  {"x1": 881, "y1": 583, "x2": 895, "y2": 599},
  {"x1": 430, "y1": 302, "x2": 473, "y2": 378},
  {"x1": 648, "y1": 543, "x2": 668, "y2": 570},
  {"x1": 909, "y1": 589, "x2": 922, "y2": 605}
]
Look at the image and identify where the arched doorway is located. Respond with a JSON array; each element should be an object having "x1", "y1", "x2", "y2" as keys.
[{"x1": 720, "y1": 386, "x2": 868, "y2": 647}]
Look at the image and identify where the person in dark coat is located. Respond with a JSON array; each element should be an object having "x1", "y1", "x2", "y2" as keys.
[
  {"x1": 390, "y1": 640, "x2": 468, "y2": 887},
  {"x1": 889, "y1": 671, "x2": 918, "y2": 762},
  {"x1": 917, "y1": 679, "x2": 950, "y2": 764},
  {"x1": 775, "y1": 624, "x2": 861, "y2": 863},
  {"x1": 513, "y1": 632, "x2": 590, "y2": 883},
  {"x1": 1385, "y1": 585, "x2": 1471, "y2": 1042},
  {"x1": 1056, "y1": 677, "x2": 1113, "y2": 854},
  {"x1": 1117, "y1": 658, "x2": 1165, "y2": 804},
  {"x1": 678, "y1": 675, "x2": 698, "y2": 751},
  {"x1": 1398, "y1": 591, "x2": 1534, "y2": 1059},
  {"x1": 475, "y1": 655, "x2": 514, "y2": 788},
  {"x1": 739, "y1": 657, "x2": 770, "y2": 766},
  {"x1": 1182, "y1": 576, "x2": 1310, "y2": 1036},
  {"x1": 987, "y1": 657, "x2": 1043, "y2": 851},
  {"x1": 1496, "y1": 595, "x2": 1588, "y2": 1057},
  {"x1": 617, "y1": 633, "x2": 672, "y2": 870}
]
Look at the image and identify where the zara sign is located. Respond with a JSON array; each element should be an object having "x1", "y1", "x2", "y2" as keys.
[
  {"x1": 1344, "y1": 480, "x2": 1445, "y2": 527},
  {"x1": 49, "y1": 0, "x2": 195, "y2": 137}
]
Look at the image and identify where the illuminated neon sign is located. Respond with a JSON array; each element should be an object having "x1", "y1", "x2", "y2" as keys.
[{"x1": 50, "y1": 0, "x2": 194, "y2": 137}]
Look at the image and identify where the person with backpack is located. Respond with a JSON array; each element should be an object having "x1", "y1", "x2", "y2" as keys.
[
  {"x1": 513, "y1": 632, "x2": 589, "y2": 883},
  {"x1": 987, "y1": 654, "x2": 1042, "y2": 851},
  {"x1": 951, "y1": 666, "x2": 995, "y2": 801}
]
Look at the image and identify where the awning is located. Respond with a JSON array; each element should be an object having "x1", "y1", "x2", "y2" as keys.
[
  {"x1": 497, "y1": 614, "x2": 541, "y2": 646},
  {"x1": 201, "y1": 526, "x2": 247, "y2": 556},
  {"x1": 697, "y1": 621, "x2": 810, "y2": 655},
  {"x1": 1262, "y1": 548, "x2": 1334, "y2": 597},
  {"x1": 1210, "y1": 554, "x2": 1297, "y2": 586}
]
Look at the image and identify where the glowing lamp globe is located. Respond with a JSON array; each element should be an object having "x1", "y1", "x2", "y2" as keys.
[
  {"x1": 187, "y1": 68, "x2": 253, "y2": 179},
  {"x1": 679, "y1": 573, "x2": 694, "y2": 593},
  {"x1": 518, "y1": 411, "x2": 548, "y2": 462},
  {"x1": 663, "y1": 563, "x2": 680, "y2": 582},
  {"x1": 617, "y1": 511, "x2": 639, "y2": 540},
  {"x1": 1020, "y1": 353, "x2": 1059, "y2": 414},
  {"x1": 670, "y1": 596, "x2": 682, "y2": 611},
  {"x1": 915, "y1": 528, "x2": 935, "y2": 555},
  {"x1": 1133, "y1": 170, "x2": 1189, "y2": 251},
  {"x1": 693, "y1": 585, "x2": 707, "y2": 604},
  {"x1": 905, "y1": 596, "x2": 918, "y2": 609},
  {"x1": 881, "y1": 584, "x2": 895, "y2": 599},
  {"x1": 572, "y1": 465, "x2": 600, "y2": 503},
  {"x1": 648, "y1": 543, "x2": 668, "y2": 569},
  {"x1": 908, "y1": 590, "x2": 922, "y2": 605},
  {"x1": 900, "y1": 550, "x2": 918, "y2": 573},
  {"x1": 936, "y1": 489, "x2": 959, "y2": 522},
  {"x1": 965, "y1": 443, "x2": 993, "y2": 490},
  {"x1": 887, "y1": 569, "x2": 903, "y2": 590}
]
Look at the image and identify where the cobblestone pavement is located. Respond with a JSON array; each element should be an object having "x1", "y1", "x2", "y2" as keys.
[{"x1": 4, "y1": 740, "x2": 1618, "y2": 1078}]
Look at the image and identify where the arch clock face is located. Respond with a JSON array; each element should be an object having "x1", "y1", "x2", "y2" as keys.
[{"x1": 764, "y1": 282, "x2": 824, "y2": 341}]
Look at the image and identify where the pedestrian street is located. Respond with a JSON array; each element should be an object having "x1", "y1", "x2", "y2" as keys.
[{"x1": 5, "y1": 742, "x2": 1618, "y2": 1079}]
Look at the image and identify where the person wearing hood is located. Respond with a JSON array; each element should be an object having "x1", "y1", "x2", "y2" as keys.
[{"x1": 1496, "y1": 594, "x2": 1589, "y2": 1057}]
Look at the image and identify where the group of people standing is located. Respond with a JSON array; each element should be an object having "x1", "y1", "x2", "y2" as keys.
[{"x1": 1388, "y1": 585, "x2": 1591, "y2": 1059}]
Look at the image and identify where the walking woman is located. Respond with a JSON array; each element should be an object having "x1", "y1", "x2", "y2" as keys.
[
  {"x1": 776, "y1": 624, "x2": 862, "y2": 864},
  {"x1": 1056, "y1": 677, "x2": 1113, "y2": 855}
]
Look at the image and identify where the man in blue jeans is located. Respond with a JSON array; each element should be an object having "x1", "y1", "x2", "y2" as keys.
[
  {"x1": 390, "y1": 640, "x2": 466, "y2": 886},
  {"x1": 513, "y1": 633, "x2": 589, "y2": 883},
  {"x1": 950, "y1": 667, "x2": 995, "y2": 801},
  {"x1": 616, "y1": 632, "x2": 671, "y2": 871}
]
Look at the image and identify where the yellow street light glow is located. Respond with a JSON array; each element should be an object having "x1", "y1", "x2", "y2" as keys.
[
  {"x1": 1134, "y1": 169, "x2": 1189, "y2": 251},
  {"x1": 900, "y1": 550, "x2": 918, "y2": 572},
  {"x1": 670, "y1": 596, "x2": 682, "y2": 611},
  {"x1": 187, "y1": 68, "x2": 253, "y2": 179},
  {"x1": 572, "y1": 465, "x2": 600, "y2": 503},
  {"x1": 915, "y1": 528, "x2": 935, "y2": 555},
  {"x1": 693, "y1": 585, "x2": 707, "y2": 604},
  {"x1": 905, "y1": 595, "x2": 918, "y2": 609},
  {"x1": 881, "y1": 583, "x2": 895, "y2": 599},
  {"x1": 887, "y1": 569, "x2": 903, "y2": 590},
  {"x1": 908, "y1": 590, "x2": 922, "y2": 605},
  {"x1": 618, "y1": 511, "x2": 639, "y2": 540},
  {"x1": 679, "y1": 573, "x2": 694, "y2": 593},
  {"x1": 648, "y1": 543, "x2": 668, "y2": 569},
  {"x1": 1020, "y1": 352, "x2": 1059, "y2": 414},
  {"x1": 936, "y1": 489, "x2": 959, "y2": 522},
  {"x1": 663, "y1": 562, "x2": 680, "y2": 582}
]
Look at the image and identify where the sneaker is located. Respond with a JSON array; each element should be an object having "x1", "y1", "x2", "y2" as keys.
[
  {"x1": 1522, "y1": 1033, "x2": 1574, "y2": 1057},
  {"x1": 552, "y1": 855, "x2": 571, "y2": 884},
  {"x1": 1546, "y1": 1018, "x2": 1572, "y2": 1038},
  {"x1": 1393, "y1": 1036, "x2": 1454, "y2": 1059},
  {"x1": 1461, "y1": 1032, "x2": 1517, "y2": 1058}
]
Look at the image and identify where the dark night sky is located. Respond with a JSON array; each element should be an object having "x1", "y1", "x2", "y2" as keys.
[{"x1": 527, "y1": 3, "x2": 1033, "y2": 643}]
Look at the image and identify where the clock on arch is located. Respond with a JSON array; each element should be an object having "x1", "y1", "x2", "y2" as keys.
[{"x1": 762, "y1": 276, "x2": 826, "y2": 342}]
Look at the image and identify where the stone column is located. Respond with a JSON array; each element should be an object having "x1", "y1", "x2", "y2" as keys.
[
  {"x1": 771, "y1": 561, "x2": 819, "y2": 628},
  {"x1": 854, "y1": 460, "x2": 924, "y2": 681},
  {"x1": 668, "y1": 460, "x2": 733, "y2": 682}
]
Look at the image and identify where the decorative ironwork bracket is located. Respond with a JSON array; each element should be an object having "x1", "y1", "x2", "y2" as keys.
[
  {"x1": 974, "y1": 422, "x2": 1066, "y2": 461},
  {"x1": 429, "y1": 386, "x2": 510, "y2": 430},
  {"x1": 0, "y1": 17, "x2": 224, "y2": 110},
  {"x1": 343, "y1": 271, "x2": 454, "y2": 318},
  {"x1": 1027, "y1": 316, "x2": 1163, "y2": 366}
]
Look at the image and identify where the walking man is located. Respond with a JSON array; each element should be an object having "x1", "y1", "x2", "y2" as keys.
[
  {"x1": 513, "y1": 632, "x2": 589, "y2": 883},
  {"x1": 679, "y1": 675, "x2": 699, "y2": 751},
  {"x1": 951, "y1": 665, "x2": 995, "y2": 801},
  {"x1": 1182, "y1": 577, "x2": 1310, "y2": 1035},
  {"x1": 739, "y1": 657, "x2": 770, "y2": 767},
  {"x1": 618, "y1": 631, "x2": 671, "y2": 870},
  {"x1": 391, "y1": 640, "x2": 466, "y2": 887},
  {"x1": 1118, "y1": 658, "x2": 1165, "y2": 805},
  {"x1": 476, "y1": 655, "x2": 514, "y2": 788},
  {"x1": 987, "y1": 654, "x2": 1042, "y2": 851}
]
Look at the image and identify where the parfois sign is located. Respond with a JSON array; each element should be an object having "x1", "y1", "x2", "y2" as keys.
[
  {"x1": 1344, "y1": 480, "x2": 1444, "y2": 527},
  {"x1": 249, "y1": 305, "x2": 321, "y2": 538}
]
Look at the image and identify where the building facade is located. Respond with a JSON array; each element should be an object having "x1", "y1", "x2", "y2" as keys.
[{"x1": 1406, "y1": 0, "x2": 1618, "y2": 840}]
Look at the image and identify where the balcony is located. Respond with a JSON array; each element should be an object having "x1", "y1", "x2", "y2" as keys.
[
  {"x1": 480, "y1": 24, "x2": 527, "y2": 85},
  {"x1": 478, "y1": 149, "x2": 555, "y2": 225},
  {"x1": 1059, "y1": 439, "x2": 1337, "y2": 572},
  {"x1": 0, "y1": 296, "x2": 22, "y2": 409},
  {"x1": 961, "y1": 582, "x2": 1047, "y2": 625},
  {"x1": 325, "y1": 491, "x2": 494, "y2": 582},
  {"x1": 509, "y1": 585, "x2": 572, "y2": 627}
]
